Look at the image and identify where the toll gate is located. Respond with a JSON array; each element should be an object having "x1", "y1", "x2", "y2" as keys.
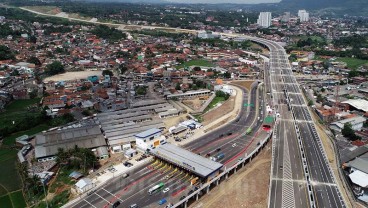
[{"x1": 150, "y1": 143, "x2": 223, "y2": 181}]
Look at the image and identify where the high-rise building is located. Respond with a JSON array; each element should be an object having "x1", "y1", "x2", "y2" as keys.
[
  {"x1": 298, "y1": 10, "x2": 309, "y2": 22},
  {"x1": 257, "y1": 12, "x2": 272, "y2": 28}
]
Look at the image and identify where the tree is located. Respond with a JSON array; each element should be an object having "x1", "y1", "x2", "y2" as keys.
[
  {"x1": 193, "y1": 66, "x2": 201, "y2": 71},
  {"x1": 342, "y1": 123, "x2": 355, "y2": 139},
  {"x1": 102, "y1": 70, "x2": 113, "y2": 77},
  {"x1": 29, "y1": 89, "x2": 38, "y2": 99},
  {"x1": 316, "y1": 94, "x2": 323, "y2": 103},
  {"x1": 348, "y1": 70, "x2": 359, "y2": 78},
  {"x1": 46, "y1": 61, "x2": 64, "y2": 75},
  {"x1": 175, "y1": 83, "x2": 181, "y2": 90},
  {"x1": 308, "y1": 100, "x2": 314, "y2": 106},
  {"x1": 321, "y1": 88, "x2": 326, "y2": 93},
  {"x1": 27, "y1": 56, "x2": 41, "y2": 66},
  {"x1": 0, "y1": 45, "x2": 15, "y2": 60},
  {"x1": 135, "y1": 86, "x2": 147, "y2": 95},
  {"x1": 224, "y1": 72, "x2": 231, "y2": 79}
]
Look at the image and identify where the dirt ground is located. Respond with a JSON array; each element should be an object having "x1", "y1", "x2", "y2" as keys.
[
  {"x1": 44, "y1": 71, "x2": 103, "y2": 82},
  {"x1": 190, "y1": 142, "x2": 271, "y2": 208},
  {"x1": 202, "y1": 97, "x2": 235, "y2": 126},
  {"x1": 231, "y1": 80, "x2": 255, "y2": 91},
  {"x1": 183, "y1": 97, "x2": 209, "y2": 111},
  {"x1": 162, "y1": 114, "x2": 188, "y2": 129}
]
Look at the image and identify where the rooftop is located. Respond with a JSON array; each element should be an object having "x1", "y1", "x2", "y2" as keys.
[
  {"x1": 342, "y1": 99, "x2": 368, "y2": 112},
  {"x1": 151, "y1": 143, "x2": 223, "y2": 178},
  {"x1": 135, "y1": 128, "x2": 162, "y2": 139}
]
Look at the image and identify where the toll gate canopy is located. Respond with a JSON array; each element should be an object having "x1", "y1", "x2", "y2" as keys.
[{"x1": 150, "y1": 143, "x2": 223, "y2": 178}]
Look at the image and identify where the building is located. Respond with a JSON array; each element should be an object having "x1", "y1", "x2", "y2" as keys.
[
  {"x1": 151, "y1": 143, "x2": 223, "y2": 181},
  {"x1": 135, "y1": 128, "x2": 166, "y2": 152},
  {"x1": 34, "y1": 123, "x2": 106, "y2": 161},
  {"x1": 298, "y1": 10, "x2": 309, "y2": 22},
  {"x1": 330, "y1": 116, "x2": 367, "y2": 132},
  {"x1": 257, "y1": 12, "x2": 272, "y2": 28},
  {"x1": 281, "y1": 12, "x2": 291, "y2": 22},
  {"x1": 75, "y1": 178, "x2": 95, "y2": 193},
  {"x1": 344, "y1": 151, "x2": 368, "y2": 203},
  {"x1": 197, "y1": 31, "x2": 220, "y2": 39},
  {"x1": 342, "y1": 99, "x2": 368, "y2": 113}
]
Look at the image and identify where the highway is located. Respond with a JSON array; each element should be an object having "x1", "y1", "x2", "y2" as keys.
[
  {"x1": 16, "y1": 6, "x2": 346, "y2": 208},
  {"x1": 253, "y1": 38, "x2": 346, "y2": 208},
  {"x1": 69, "y1": 82, "x2": 266, "y2": 208}
]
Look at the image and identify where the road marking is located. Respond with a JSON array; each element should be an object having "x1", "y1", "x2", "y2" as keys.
[
  {"x1": 95, "y1": 192, "x2": 112, "y2": 204},
  {"x1": 102, "y1": 188, "x2": 122, "y2": 202},
  {"x1": 83, "y1": 199, "x2": 97, "y2": 208}
]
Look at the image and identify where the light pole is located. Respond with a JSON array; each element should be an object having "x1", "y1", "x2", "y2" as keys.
[{"x1": 42, "y1": 181, "x2": 49, "y2": 208}]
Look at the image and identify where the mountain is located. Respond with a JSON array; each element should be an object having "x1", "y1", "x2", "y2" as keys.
[{"x1": 278, "y1": 0, "x2": 368, "y2": 16}]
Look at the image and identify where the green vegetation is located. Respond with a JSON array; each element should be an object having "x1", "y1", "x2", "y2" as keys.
[
  {"x1": 0, "y1": 195, "x2": 12, "y2": 208},
  {"x1": 176, "y1": 59, "x2": 214, "y2": 69},
  {"x1": 10, "y1": 190, "x2": 26, "y2": 208},
  {"x1": 91, "y1": 25, "x2": 126, "y2": 42},
  {"x1": 56, "y1": 146, "x2": 97, "y2": 173},
  {"x1": 0, "y1": 149, "x2": 23, "y2": 208},
  {"x1": 204, "y1": 91, "x2": 230, "y2": 112},
  {"x1": 0, "y1": 45, "x2": 15, "y2": 60},
  {"x1": 46, "y1": 61, "x2": 64, "y2": 75},
  {"x1": 342, "y1": 123, "x2": 361, "y2": 141},
  {"x1": 336, "y1": 57, "x2": 368, "y2": 70},
  {"x1": 135, "y1": 86, "x2": 147, "y2": 96}
]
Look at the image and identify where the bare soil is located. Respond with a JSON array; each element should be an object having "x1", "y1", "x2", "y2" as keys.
[
  {"x1": 231, "y1": 80, "x2": 255, "y2": 91},
  {"x1": 182, "y1": 97, "x2": 209, "y2": 111},
  {"x1": 202, "y1": 97, "x2": 234, "y2": 126},
  {"x1": 44, "y1": 71, "x2": 103, "y2": 82},
  {"x1": 190, "y1": 142, "x2": 271, "y2": 208}
]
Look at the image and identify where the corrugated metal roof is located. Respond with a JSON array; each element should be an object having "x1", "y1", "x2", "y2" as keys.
[
  {"x1": 342, "y1": 99, "x2": 368, "y2": 112},
  {"x1": 151, "y1": 143, "x2": 223, "y2": 178},
  {"x1": 135, "y1": 128, "x2": 162, "y2": 138}
]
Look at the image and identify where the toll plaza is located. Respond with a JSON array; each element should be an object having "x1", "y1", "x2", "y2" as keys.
[{"x1": 150, "y1": 143, "x2": 223, "y2": 182}]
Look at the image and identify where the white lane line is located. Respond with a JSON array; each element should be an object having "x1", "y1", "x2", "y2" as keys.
[
  {"x1": 95, "y1": 192, "x2": 112, "y2": 205},
  {"x1": 83, "y1": 199, "x2": 97, "y2": 208},
  {"x1": 102, "y1": 188, "x2": 123, "y2": 202}
]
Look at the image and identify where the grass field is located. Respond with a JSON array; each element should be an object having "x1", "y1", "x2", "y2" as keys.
[
  {"x1": 0, "y1": 194, "x2": 12, "y2": 208},
  {"x1": 3, "y1": 124, "x2": 49, "y2": 146},
  {"x1": 176, "y1": 59, "x2": 214, "y2": 69},
  {"x1": 0, "y1": 149, "x2": 22, "y2": 194},
  {"x1": 336, "y1": 57, "x2": 368, "y2": 69},
  {"x1": 0, "y1": 98, "x2": 41, "y2": 130},
  {"x1": 10, "y1": 190, "x2": 26, "y2": 208},
  {"x1": 204, "y1": 96, "x2": 226, "y2": 113}
]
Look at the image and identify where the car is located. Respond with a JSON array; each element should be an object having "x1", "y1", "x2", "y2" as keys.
[
  {"x1": 163, "y1": 188, "x2": 170, "y2": 193},
  {"x1": 227, "y1": 132, "x2": 232, "y2": 136},
  {"x1": 238, "y1": 158, "x2": 243, "y2": 162},
  {"x1": 205, "y1": 153, "x2": 210, "y2": 157},
  {"x1": 158, "y1": 198, "x2": 167, "y2": 205},
  {"x1": 180, "y1": 196, "x2": 186, "y2": 200},
  {"x1": 216, "y1": 148, "x2": 221, "y2": 152},
  {"x1": 232, "y1": 143, "x2": 237, "y2": 147},
  {"x1": 257, "y1": 142, "x2": 261, "y2": 146},
  {"x1": 188, "y1": 190, "x2": 194, "y2": 195},
  {"x1": 129, "y1": 204, "x2": 138, "y2": 208},
  {"x1": 279, "y1": 165, "x2": 283, "y2": 170},
  {"x1": 112, "y1": 201, "x2": 121, "y2": 208}
]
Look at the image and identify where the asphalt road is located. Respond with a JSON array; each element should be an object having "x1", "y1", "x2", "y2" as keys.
[
  {"x1": 70, "y1": 82, "x2": 265, "y2": 208},
  {"x1": 20, "y1": 7, "x2": 346, "y2": 207},
  {"x1": 259, "y1": 39, "x2": 346, "y2": 208}
]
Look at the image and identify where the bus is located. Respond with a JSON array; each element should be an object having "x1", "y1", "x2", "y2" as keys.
[
  {"x1": 246, "y1": 127, "x2": 252, "y2": 134},
  {"x1": 148, "y1": 182, "x2": 165, "y2": 195}
]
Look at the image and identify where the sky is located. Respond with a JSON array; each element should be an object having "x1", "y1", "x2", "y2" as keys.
[{"x1": 166, "y1": 0, "x2": 281, "y2": 3}]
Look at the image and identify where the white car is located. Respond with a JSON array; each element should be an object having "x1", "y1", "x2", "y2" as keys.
[
  {"x1": 163, "y1": 188, "x2": 170, "y2": 193},
  {"x1": 232, "y1": 143, "x2": 237, "y2": 147}
]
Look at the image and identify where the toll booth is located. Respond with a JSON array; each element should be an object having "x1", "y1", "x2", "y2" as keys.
[
  {"x1": 150, "y1": 143, "x2": 223, "y2": 181},
  {"x1": 262, "y1": 115, "x2": 275, "y2": 131}
]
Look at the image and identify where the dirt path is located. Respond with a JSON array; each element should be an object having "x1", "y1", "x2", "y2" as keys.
[{"x1": 190, "y1": 143, "x2": 271, "y2": 208}]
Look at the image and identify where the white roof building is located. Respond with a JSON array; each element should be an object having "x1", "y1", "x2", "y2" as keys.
[
  {"x1": 342, "y1": 99, "x2": 368, "y2": 112},
  {"x1": 330, "y1": 116, "x2": 366, "y2": 132},
  {"x1": 75, "y1": 178, "x2": 95, "y2": 193}
]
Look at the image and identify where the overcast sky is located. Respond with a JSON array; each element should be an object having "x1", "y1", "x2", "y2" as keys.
[{"x1": 166, "y1": 0, "x2": 281, "y2": 3}]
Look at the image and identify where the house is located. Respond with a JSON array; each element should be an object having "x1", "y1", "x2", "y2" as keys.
[
  {"x1": 330, "y1": 116, "x2": 367, "y2": 132},
  {"x1": 75, "y1": 178, "x2": 95, "y2": 193}
]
